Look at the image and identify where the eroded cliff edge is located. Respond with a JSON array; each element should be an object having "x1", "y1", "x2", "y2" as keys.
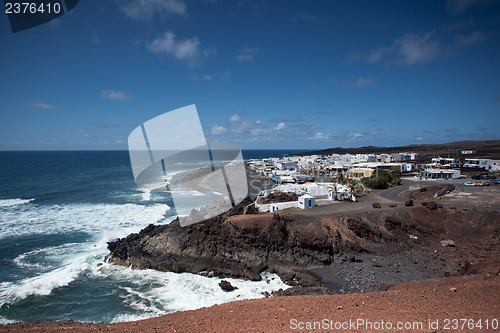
[{"x1": 106, "y1": 199, "x2": 500, "y2": 295}]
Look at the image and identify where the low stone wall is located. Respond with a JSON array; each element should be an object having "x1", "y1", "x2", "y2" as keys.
[{"x1": 255, "y1": 201, "x2": 298, "y2": 212}]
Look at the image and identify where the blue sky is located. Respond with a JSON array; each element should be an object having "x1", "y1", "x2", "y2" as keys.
[{"x1": 0, "y1": 0, "x2": 499, "y2": 150}]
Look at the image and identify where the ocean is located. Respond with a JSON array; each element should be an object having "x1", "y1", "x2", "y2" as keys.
[{"x1": 0, "y1": 150, "x2": 305, "y2": 324}]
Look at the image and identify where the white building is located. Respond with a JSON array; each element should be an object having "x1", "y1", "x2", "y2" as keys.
[
  {"x1": 298, "y1": 194, "x2": 315, "y2": 209},
  {"x1": 430, "y1": 157, "x2": 460, "y2": 168},
  {"x1": 463, "y1": 158, "x2": 492, "y2": 170},
  {"x1": 328, "y1": 183, "x2": 352, "y2": 201},
  {"x1": 420, "y1": 168, "x2": 461, "y2": 179}
]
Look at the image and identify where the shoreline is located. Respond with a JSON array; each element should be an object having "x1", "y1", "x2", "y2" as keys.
[
  {"x1": 2, "y1": 272, "x2": 499, "y2": 332},
  {"x1": 2, "y1": 183, "x2": 499, "y2": 329}
]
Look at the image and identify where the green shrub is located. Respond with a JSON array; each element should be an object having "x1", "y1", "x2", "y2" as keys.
[{"x1": 361, "y1": 170, "x2": 400, "y2": 189}]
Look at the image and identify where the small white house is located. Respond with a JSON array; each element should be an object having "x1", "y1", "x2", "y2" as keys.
[
  {"x1": 420, "y1": 168, "x2": 461, "y2": 179},
  {"x1": 298, "y1": 194, "x2": 315, "y2": 209}
]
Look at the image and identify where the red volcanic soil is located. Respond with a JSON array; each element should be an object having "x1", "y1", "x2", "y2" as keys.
[{"x1": 2, "y1": 273, "x2": 499, "y2": 333}]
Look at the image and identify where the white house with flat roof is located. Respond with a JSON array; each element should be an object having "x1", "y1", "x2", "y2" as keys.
[
  {"x1": 463, "y1": 158, "x2": 492, "y2": 170},
  {"x1": 298, "y1": 194, "x2": 315, "y2": 209},
  {"x1": 420, "y1": 168, "x2": 461, "y2": 179}
]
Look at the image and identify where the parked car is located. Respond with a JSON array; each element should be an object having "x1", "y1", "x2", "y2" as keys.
[
  {"x1": 464, "y1": 182, "x2": 475, "y2": 186},
  {"x1": 491, "y1": 179, "x2": 500, "y2": 184},
  {"x1": 473, "y1": 181, "x2": 485, "y2": 186},
  {"x1": 471, "y1": 175, "x2": 481, "y2": 180}
]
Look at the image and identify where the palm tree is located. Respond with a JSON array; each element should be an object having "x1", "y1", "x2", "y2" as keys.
[{"x1": 328, "y1": 182, "x2": 340, "y2": 200}]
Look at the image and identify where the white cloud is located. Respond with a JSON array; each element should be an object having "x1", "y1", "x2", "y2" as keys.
[
  {"x1": 455, "y1": 31, "x2": 488, "y2": 48},
  {"x1": 230, "y1": 114, "x2": 241, "y2": 123},
  {"x1": 250, "y1": 128, "x2": 268, "y2": 136},
  {"x1": 228, "y1": 114, "x2": 268, "y2": 136},
  {"x1": 367, "y1": 48, "x2": 386, "y2": 64},
  {"x1": 101, "y1": 89, "x2": 133, "y2": 101},
  {"x1": 310, "y1": 132, "x2": 331, "y2": 141},
  {"x1": 187, "y1": 73, "x2": 213, "y2": 81},
  {"x1": 347, "y1": 132, "x2": 364, "y2": 141},
  {"x1": 274, "y1": 122, "x2": 286, "y2": 130},
  {"x1": 343, "y1": 76, "x2": 377, "y2": 88},
  {"x1": 222, "y1": 70, "x2": 231, "y2": 80},
  {"x1": 368, "y1": 32, "x2": 440, "y2": 66},
  {"x1": 120, "y1": 0, "x2": 186, "y2": 21},
  {"x1": 25, "y1": 103, "x2": 56, "y2": 110},
  {"x1": 396, "y1": 33, "x2": 440, "y2": 65},
  {"x1": 147, "y1": 31, "x2": 212, "y2": 66},
  {"x1": 235, "y1": 47, "x2": 260, "y2": 62},
  {"x1": 211, "y1": 125, "x2": 226, "y2": 135}
]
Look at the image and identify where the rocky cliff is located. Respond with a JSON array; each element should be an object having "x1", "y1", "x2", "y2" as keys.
[{"x1": 106, "y1": 201, "x2": 500, "y2": 294}]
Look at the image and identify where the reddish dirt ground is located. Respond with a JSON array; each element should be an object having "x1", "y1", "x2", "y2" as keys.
[{"x1": 2, "y1": 273, "x2": 498, "y2": 333}]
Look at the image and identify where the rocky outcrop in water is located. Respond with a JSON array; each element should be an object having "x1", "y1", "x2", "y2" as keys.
[
  {"x1": 106, "y1": 210, "x2": 340, "y2": 285},
  {"x1": 106, "y1": 201, "x2": 500, "y2": 294}
]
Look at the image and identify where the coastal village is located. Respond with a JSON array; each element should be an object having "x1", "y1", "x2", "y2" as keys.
[{"x1": 247, "y1": 151, "x2": 500, "y2": 212}]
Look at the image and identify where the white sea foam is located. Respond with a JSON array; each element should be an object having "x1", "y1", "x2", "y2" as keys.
[
  {"x1": 140, "y1": 189, "x2": 152, "y2": 201},
  {"x1": 13, "y1": 244, "x2": 78, "y2": 270},
  {"x1": 0, "y1": 203, "x2": 170, "y2": 239},
  {"x1": 94, "y1": 264, "x2": 290, "y2": 323},
  {"x1": 0, "y1": 202, "x2": 172, "y2": 307},
  {"x1": 1, "y1": 200, "x2": 289, "y2": 323},
  {"x1": 0, "y1": 248, "x2": 93, "y2": 307},
  {"x1": 0, "y1": 315, "x2": 19, "y2": 325},
  {"x1": 0, "y1": 198, "x2": 34, "y2": 207}
]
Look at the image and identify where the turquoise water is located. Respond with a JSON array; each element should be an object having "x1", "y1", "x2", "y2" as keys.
[{"x1": 0, "y1": 150, "x2": 297, "y2": 324}]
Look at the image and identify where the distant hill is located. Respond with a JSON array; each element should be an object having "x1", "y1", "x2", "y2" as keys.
[{"x1": 302, "y1": 140, "x2": 500, "y2": 161}]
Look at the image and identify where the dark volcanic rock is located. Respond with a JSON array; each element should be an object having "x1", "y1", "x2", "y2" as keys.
[
  {"x1": 372, "y1": 202, "x2": 381, "y2": 209},
  {"x1": 257, "y1": 192, "x2": 298, "y2": 204},
  {"x1": 106, "y1": 202, "x2": 500, "y2": 296},
  {"x1": 405, "y1": 199, "x2": 414, "y2": 207},
  {"x1": 427, "y1": 201, "x2": 438, "y2": 210},
  {"x1": 106, "y1": 198, "x2": 340, "y2": 283},
  {"x1": 219, "y1": 280, "x2": 237, "y2": 291},
  {"x1": 273, "y1": 286, "x2": 329, "y2": 296}
]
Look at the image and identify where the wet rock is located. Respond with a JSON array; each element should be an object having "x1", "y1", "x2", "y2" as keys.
[
  {"x1": 405, "y1": 200, "x2": 414, "y2": 207},
  {"x1": 219, "y1": 280, "x2": 238, "y2": 292},
  {"x1": 372, "y1": 202, "x2": 381, "y2": 209}
]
